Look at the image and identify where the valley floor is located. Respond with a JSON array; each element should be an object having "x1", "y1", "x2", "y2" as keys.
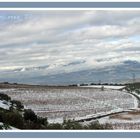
[{"x1": 0, "y1": 84, "x2": 140, "y2": 129}]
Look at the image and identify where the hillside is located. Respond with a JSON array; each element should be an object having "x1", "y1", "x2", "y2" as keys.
[
  {"x1": 0, "y1": 93, "x2": 48, "y2": 129},
  {"x1": 0, "y1": 92, "x2": 112, "y2": 130}
]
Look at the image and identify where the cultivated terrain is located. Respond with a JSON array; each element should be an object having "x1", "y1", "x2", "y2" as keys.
[{"x1": 0, "y1": 82, "x2": 140, "y2": 129}]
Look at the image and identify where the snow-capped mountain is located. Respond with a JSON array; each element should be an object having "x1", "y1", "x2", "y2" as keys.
[
  {"x1": 0, "y1": 60, "x2": 139, "y2": 85},
  {"x1": 14, "y1": 65, "x2": 49, "y2": 72}
]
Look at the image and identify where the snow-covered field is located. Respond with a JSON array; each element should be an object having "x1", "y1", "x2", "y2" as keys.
[
  {"x1": 97, "y1": 109, "x2": 140, "y2": 129},
  {"x1": 79, "y1": 85, "x2": 126, "y2": 90},
  {"x1": 81, "y1": 110, "x2": 140, "y2": 130},
  {"x1": 0, "y1": 86, "x2": 137, "y2": 124}
]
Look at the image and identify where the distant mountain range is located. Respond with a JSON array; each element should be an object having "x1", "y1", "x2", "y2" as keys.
[
  {"x1": 13, "y1": 65, "x2": 49, "y2": 72},
  {"x1": 0, "y1": 60, "x2": 140, "y2": 85}
]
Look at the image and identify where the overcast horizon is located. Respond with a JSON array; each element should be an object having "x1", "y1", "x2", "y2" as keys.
[{"x1": 0, "y1": 10, "x2": 140, "y2": 84}]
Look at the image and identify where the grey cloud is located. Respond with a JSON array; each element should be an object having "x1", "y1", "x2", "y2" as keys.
[{"x1": 0, "y1": 10, "x2": 140, "y2": 76}]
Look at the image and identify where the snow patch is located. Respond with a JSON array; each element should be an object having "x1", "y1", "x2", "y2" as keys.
[
  {"x1": 80, "y1": 85, "x2": 125, "y2": 90},
  {"x1": 0, "y1": 100, "x2": 10, "y2": 110},
  {"x1": 48, "y1": 118, "x2": 64, "y2": 124}
]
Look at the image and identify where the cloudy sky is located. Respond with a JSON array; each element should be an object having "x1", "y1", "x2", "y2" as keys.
[{"x1": 0, "y1": 10, "x2": 140, "y2": 77}]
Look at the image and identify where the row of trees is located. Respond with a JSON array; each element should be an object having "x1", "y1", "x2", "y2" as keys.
[
  {"x1": 125, "y1": 82, "x2": 140, "y2": 94},
  {"x1": 79, "y1": 83, "x2": 124, "y2": 86},
  {"x1": 69, "y1": 83, "x2": 124, "y2": 87}
]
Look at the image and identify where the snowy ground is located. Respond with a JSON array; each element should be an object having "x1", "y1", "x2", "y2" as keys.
[
  {"x1": 79, "y1": 85, "x2": 126, "y2": 90},
  {"x1": 0, "y1": 86, "x2": 137, "y2": 124},
  {"x1": 0, "y1": 100, "x2": 10, "y2": 110},
  {"x1": 98, "y1": 109, "x2": 140, "y2": 129}
]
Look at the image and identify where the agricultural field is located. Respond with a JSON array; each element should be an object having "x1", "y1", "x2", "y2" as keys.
[
  {"x1": 0, "y1": 85, "x2": 138, "y2": 124},
  {"x1": 92, "y1": 109, "x2": 140, "y2": 130}
]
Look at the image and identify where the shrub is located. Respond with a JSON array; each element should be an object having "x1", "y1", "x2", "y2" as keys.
[
  {"x1": 0, "y1": 93, "x2": 11, "y2": 101},
  {"x1": 47, "y1": 123, "x2": 63, "y2": 129},
  {"x1": 3, "y1": 111, "x2": 24, "y2": 129},
  {"x1": 24, "y1": 109, "x2": 37, "y2": 122},
  {"x1": 37, "y1": 117, "x2": 48, "y2": 126},
  {"x1": 11, "y1": 100, "x2": 24, "y2": 110},
  {"x1": 3, "y1": 123, "x2": 10, "y2": 130},
  {"x1": 0, "y1": 111, "x2": 4, "y2": 122},
  {"x1": 0, "y1": 125, "x2": 3, "y2": 129},
  {"x1": 63, "y1": 120, "x2": 83, "y2": 129},
  {"x1": 87, "y1": 121, "x2": 112, "y2": 130}
]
